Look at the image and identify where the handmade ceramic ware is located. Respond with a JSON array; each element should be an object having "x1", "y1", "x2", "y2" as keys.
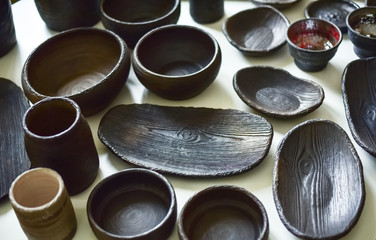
[
  {"x1": 21, "y1": 27, "x2": 131, "y2": 116},
  {"x1": 366, "y1": 0, "x2": 376, "y2": 6},
  {"x1": 87, "y1": 168, "x2": 177, "y2": 240},
  {"x1": 100, "y1": 0, "x2": 180, "y2": 48},
  {"x1": 178, "y1": 185, "x2": 269, "y2": 240},
  {"x1": 132, "y1": 24, "x2": 221, "y2": 100},
  {"x1": 273, "y1": 119, "x2": 365, "y2": 240},
  {"x1": 222, "y1": 6, "x2": 289, "y2": 56},
  {"x1": 9, "y1": 168, "x2": 77, "y2": 240},
  {"x1": 250, "y1": 0, "x2": 300, "y2": 9},
  {"x1": 233, "y1": 66, "x2": 324, "y2": 118},
  {"x1": 98, "y1": 104, "x2": 273, "y2": 177},
  {"x1": 189, "y1": 0, "x2": 224, "y2": 23},
  {"x1": 23, "y1": 97, "x2": 99, "y2": 195},
  {"x1": 0, "y1": 0, "x2": 16, "y2": 57},
  {"x1": 286, "y1": 18, "x2": 342, "y2": 72}
]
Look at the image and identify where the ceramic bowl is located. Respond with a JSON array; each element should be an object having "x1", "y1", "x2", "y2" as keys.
[
  {"x1": 87, "y1": 168, "x2": 177, "y2": 240},
  {"x1": 222, "y1": 6, "x2": 289, "y2": 56},
  {"x1": 250, "y1": 0, "x2": 300, "y2": 9},
  {"x1": 100, "y1": 0, "x2": 180, "y2": 48},
  {"x1": 178, "y1": 185, "x2": 269, "y2": 240},
  {"x1": 21, "y1": 27, "x2": 131, "y2": 116},
  {"x1": 286, "y1": 18, "x2": 342, "y2": 72},
  {"x1": 133, "y1": 24, "x2": 221, "y2": 100},
  {"x1": 346, "y1": 7, "x2": 376, "y2": 58}
]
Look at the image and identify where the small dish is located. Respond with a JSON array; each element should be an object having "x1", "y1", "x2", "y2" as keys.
[
  {"x1": 273, "y1": 119, "x2": 365, "y2": 240},
  {"x1": 178, "y1": 185, "x2": 269, "y2": 240},
  {"x1": 98, "y1": 104, "x2": 273, "y2": 177},
  {"x1": 222, "y1": 6, "x2": 289, "y2": 56},
  {"x1": 87, "y1": 168, "x2": 177, "y2": 240},
  {"x1": 342, "y1": 57, "x2": 376, "y2": 157},
  {"x1": 305, "y1": 0, "x2": 360, "y2": 33},
  {"x1": 233, "y1": 66, "x2": 324, "y2": 118},
  {"x1": 250, "y1": 0, "x2": 301, "y2": 9}
]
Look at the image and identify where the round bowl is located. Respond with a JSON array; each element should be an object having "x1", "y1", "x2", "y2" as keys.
[
  {"x1": 346, "y1": 7, "x2": 376, "y2": 58},
  {"x1": 21, "y1": 27, "x2": 131, "y2": 116},
  {"x1": 100, "y1": 0, "x2": 180, "y2": 48},
  {"x1": 87, "y1": 168, "x2": 177, "y2": 240},
  {"x1": 286, "y1": 18, "x2": 342, "y2": 72},
  {"x1": 178, "y1": 185, "x2": 269, "y2": 240},
  {"x1": 133, "y1": 24, "x2": 222, "y2": 100}
]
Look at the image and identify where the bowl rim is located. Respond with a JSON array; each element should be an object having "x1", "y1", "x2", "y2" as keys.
[
  {"x1": 305, "y1": 0, "x2": 360, "y2": 19},
  {"x1": 346, "y1": 6, "x2": 376, "y2": 39}
]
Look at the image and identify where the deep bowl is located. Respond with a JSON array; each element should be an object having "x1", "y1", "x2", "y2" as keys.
[
  {"x1": 133, "y1": 24, "x2": 221, "y2": 100},
  {"x1": 100, "y1": 0, "x2": 180, "y2": 48},
  {"x1": 346, "y1": 7, "x2": 376, "y2": 58},
  {"x1": 286, "y1": 18, "x2": 342, "y2": 72},
  {"x1": 21, "y1": 27, "x2": 131, "y2": 116}
]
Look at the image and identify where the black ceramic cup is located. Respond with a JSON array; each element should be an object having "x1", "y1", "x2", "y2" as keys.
[
  {"x1": 189, "y1": 0, "x2": 224, "y2": 23},
  {"x1": 0, "y1": 0, "x2": 17, "y2": 57}
]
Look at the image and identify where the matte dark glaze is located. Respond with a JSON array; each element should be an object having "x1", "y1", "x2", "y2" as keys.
[
  {"x1": 21, "y1": 27, "x2": 131, "y2": 116},
  {"x1": 132, "y1": 24, "x2": 221, "y2": 100},
  {"x1": 87, "y1": 168, "x2": 177, "y2": 240},
  {"x1": 178, "y1": 185, "x2": 269, "y2": 240},
  {"x1": 189, "y1": 0, "x2": 224, "y2": 23},
  {"x1": 0, "y1": 78, "x2": 30, "y2": 199},
  {"x1": 273, "y1": 119, "x2": 365, "y2": 240},
  {"x1": 100, "y1": 0, "x2": 180, "y2": 48},
  {"x1": 250, "y1": 0, "x2": 301, "y2": 9},
  {"x1": 98, "y1": 104, "x2": 273, "y2": 177},
  {"x1": 233, "y1": 66, "x2": 324, "y2": 118},
  {"x1": 342, "y1": 57, "x2": 376, "y2": 157},
  {"x1": 0, "y1": 0, "x2": 17, "y2": 57},
  {"x1": 222, "y1": 6, "x2": 289, "y2": 56}
]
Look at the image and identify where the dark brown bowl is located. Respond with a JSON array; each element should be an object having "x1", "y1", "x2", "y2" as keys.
[
  {"x1": 132, "y1": 24, "x2": 221, "y2": 100},
  {"x1": 100, "y1": 0, "x2": 180, "y2": 48},
  {"x1": 273, "y1": 119, "x2": 365, "y2": 240},
  {"x1": 178, "y1": 185, "x2": 269, "y2": 240},
  {"x1": 222, "y1": 6, "x2": 289, "y2": 56},
  {"x1": 250, "y1": 0, "x2": 301, "y2": 9},
  {"x1": 87, "y1": 168, "x2": 177, "y2": 240},
  {"x1": 233, "y1": 66, "x2": 324, "y2": 118},
  {"x1": 21, "y1": 27, "x2": 131, "y2": 116}
]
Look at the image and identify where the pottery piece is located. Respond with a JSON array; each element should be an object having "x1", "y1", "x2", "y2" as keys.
[
  {"x1": 222, "y1": 6, "x2": 289, "y2": 56},
  {"x1": 273, "y1": 119, "x2": 365, "y2": 240},
  {"x1": 132, "y1": 24, "x2": 221, "y2": 100},
  {"x1": 189, "y1": 0, "x2": 224, "y2": 23},
  {"x1": 87, "y1": 168, "x2": 177, "y2": 240},
  {"x1": 0, "y1": 0, "x2": 16, "y2": 57},
  {"x1": 0, "y1": 78, "x2": 30, "y2": 199},
  {"x1": 178, "y1": 185, "x2": 269, "y2": 240},
  {"x1": 100, "y1": 0, "x2": 180, "y2": 48},
  {"x1": 9, "y1": 168, "x2": 77, "y2": 240},
  {"x1": 250, "y1": 0, "x2": 300, "y2": 9},
  {"x1": 23, "y1": 97, "x2": 99, "y2": 195},
  {"x1": 98, "y1": 104, "x2": 273, "y2": 177},
  {"x1": 366, "y1": 0, "x2": 376, "y2": 6},
  {"x1": 21, "y1": 27, "x2": 131, "y2": 116}
]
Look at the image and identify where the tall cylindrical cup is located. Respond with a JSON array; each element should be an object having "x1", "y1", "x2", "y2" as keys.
[
  {"x1": 0, "y1": 0, "x2": 17, "y2": 57},
  {"x1": 189, "y1": 0, "x2": 224, "y2": 23}
]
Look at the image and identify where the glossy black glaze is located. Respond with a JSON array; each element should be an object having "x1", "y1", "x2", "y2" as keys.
[{"x1": 189, "y1": 0, "x2": 224, "y2": 23}]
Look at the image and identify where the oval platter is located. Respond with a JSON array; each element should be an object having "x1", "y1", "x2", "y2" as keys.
[{"x1": 98, "y1": 104, "x2": 273, "y2": 177}]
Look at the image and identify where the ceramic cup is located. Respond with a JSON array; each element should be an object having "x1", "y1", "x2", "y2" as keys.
[
  {"x1": 189, "y1": 0, "x2": 224, "y2": 23},
  {"x1": 0, "y1": 0, "x2": 17, "y2": 57},
  {"x1": 23, "y1": 97, "x2": 99, "y2": 195},
  {"x1": 9, "y1": 168, "x2": 77, "y2": 240}
]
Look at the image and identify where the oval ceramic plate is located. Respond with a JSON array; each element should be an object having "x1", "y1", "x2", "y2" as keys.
[
  {"x1": 342, "y1": 57, "x2": 376, "y2": 157},
  {"x1": 98, "y1": 104, "x2": 273, "y2": 177},
  {"x1": 273, "y1": 119, "x2": 365, "y2": 240},
  {"x1": 233, "y1": 66, "x2": 324, "y2": 118},
  {"x1": 305, "y1": 0, "x2": 360, "y2": 33}
]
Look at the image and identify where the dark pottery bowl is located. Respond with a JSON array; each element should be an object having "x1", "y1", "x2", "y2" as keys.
[
  {"x1": 233, "y1": 66, "x2": 324, "y2": 118},
  {"x1": 178, "y1": 185, "x2": 269, "y2": 240},
  {"x1": 366, "y1": 0, "x2": 376, "y2": 6},
  {"x1": 346, "y1": 7, "x2": 376, "y2": 58},
  {"x1": 100, "y1": 0, "x2": 180, "y2": 48},
  {"x1": 133, "y1": 25, "x2": 221, "y2": 100},
  {"x1": 250, "y1": 0, "x2": 301, "y2": 9},
  {"x1": 342, "y1": 57, "x2": 376, "y2": 157},
  {"x1": 222, "y1": 6, "x2": 289, "y2": 56},
  {"x1": 87, "y1": 168, "x2": 177, "y2": 240},
  {"x1": 273, "y1": 119, "x2": 365, "y2": 240},
  {"x1": 305, "y1": 0, "x2": 359, "y2": 33},
  {"x1": 286, "y1": 18, "x2": 342, "y2": 72},
  {"x1": 21, "y1": 27, "x2": 131, "y2": 116}
]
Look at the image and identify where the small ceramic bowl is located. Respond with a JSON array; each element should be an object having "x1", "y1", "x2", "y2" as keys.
[
  {"x1": 100, "y1": 0, "x2": 180, "y2": 48},
  {"x1": 87, "y1": 168, "x2": 177, "y2": 240},
  {"x1": 21, "y1": 27, "x2": 131, "y2": 116},
  {"x1": 222, "y1": 6, "x2": 289, "y2": 56},
  {"x1": 178, "y1": 185, "x2": 269, "y2": 240},
  {"x1": 346, "y1": 7, "x2": 376, "y2": 58},
  {"x1": 250, "y1": 0, "x2": 301, "y2": 9},
  {"x1": 286, "y1": 18, "x2": 342, "y2": 72},
  {"x1": 133, "y1": 24, "x2": 221, "y2": 100}
]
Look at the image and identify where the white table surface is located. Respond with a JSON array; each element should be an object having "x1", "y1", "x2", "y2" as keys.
[{"x1": 1, "y1": 0, "x2": 375, "y2": 239}]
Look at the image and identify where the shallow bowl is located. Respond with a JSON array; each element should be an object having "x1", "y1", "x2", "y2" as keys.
[{"x1": 250, "y1": 0, "x2": 301, "y2": 9}]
